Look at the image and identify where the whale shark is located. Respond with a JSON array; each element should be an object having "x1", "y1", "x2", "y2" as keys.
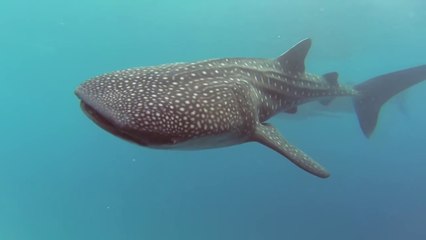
[{"x1": 75, "y1": 39, "x2": 424, "y2": 178}]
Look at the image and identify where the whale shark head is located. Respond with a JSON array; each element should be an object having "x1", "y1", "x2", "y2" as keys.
[
  {"x1": 75, "y1": 62, "x2": 244, "y2": 149},
  {"x1": 75, "y1": 68, "x2": 191, "y2": 147}
]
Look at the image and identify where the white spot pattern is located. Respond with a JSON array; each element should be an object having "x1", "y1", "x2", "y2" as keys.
[{"x1": 76, "y1": 57, "x2": 358, "y2": 148}]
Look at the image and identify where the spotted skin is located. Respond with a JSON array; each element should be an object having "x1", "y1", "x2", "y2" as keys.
[{"x1": 76, "y1": 38, "x2": 359, "y2": 178}]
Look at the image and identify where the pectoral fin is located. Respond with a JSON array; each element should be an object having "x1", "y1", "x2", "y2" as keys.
[{"x1": 252, "y1": 123, "x2": 330, "y2": 178}]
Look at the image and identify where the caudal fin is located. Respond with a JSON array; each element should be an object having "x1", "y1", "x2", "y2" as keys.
[{"x1": 354, "y1": 65, "x2": 426, "y2": 137}]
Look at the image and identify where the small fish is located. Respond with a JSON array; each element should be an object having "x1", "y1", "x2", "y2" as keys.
[{"x1": 75, "y1": 39, "x2": 420, "y2": 178}]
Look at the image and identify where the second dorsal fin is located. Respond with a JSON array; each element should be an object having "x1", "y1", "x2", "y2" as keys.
[
  {"x1": 323, "y1": 72, "x2": 339, "y2": 86},
  {"x1": 277, "y1": 38, "x2": 312, "y2": 74}
]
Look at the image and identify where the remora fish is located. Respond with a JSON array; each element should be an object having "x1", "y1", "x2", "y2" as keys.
[{"x1": 75, "y1": 39, "x2": 422, "y2": 178}]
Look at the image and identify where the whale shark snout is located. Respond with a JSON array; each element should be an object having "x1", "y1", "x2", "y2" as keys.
[
  {"x1": 79, "y1": 100, "x2": 177, "y2": 146},
  {"x1": 75, "y1": 83, "x2": 129, "y2": 129}
]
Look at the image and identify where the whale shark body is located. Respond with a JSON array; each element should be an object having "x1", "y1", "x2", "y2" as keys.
[{"x1": 75, "y1": 39, "x2": 425, "y2": 178}]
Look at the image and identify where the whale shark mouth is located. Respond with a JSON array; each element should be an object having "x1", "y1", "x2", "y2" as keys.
[
  {"x1": 79, "y1": 101, "x2": 144, "y2": 144},
  {"x1": 74, "y1": 85, "x2": 145, "y2": 145},
  {"x1": 79, "y1": 101, "x2": 182, "y2": 147}
]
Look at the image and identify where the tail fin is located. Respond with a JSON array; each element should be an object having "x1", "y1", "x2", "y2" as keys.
[{"x1": 353, "y1": 65, "x2": 426, "y2": 137}]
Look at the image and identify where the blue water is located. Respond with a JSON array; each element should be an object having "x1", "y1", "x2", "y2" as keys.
[{"x1": 1, "y1": 0, "x2": 426, "y2": 239}]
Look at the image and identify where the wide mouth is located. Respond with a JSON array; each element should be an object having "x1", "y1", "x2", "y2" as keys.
[
  {"x1": 79, "y1": 101, "x2": 180, "y2": 147},
  {"x1": 79, "y1": 101, "x2": 143, "y2": 144}
]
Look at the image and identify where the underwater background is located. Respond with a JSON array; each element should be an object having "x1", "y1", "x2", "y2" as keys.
[{"x1": 1, "y1": 0, "x2": 426, "y2": 239}]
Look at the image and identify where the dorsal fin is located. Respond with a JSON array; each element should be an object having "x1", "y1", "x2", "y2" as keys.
[
  {"x1": 322, "y1": 72, "x2": 339, "y2": 86},
  {"x1": 277, "y1": 38, "x2": 312, "y2": 74}
]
